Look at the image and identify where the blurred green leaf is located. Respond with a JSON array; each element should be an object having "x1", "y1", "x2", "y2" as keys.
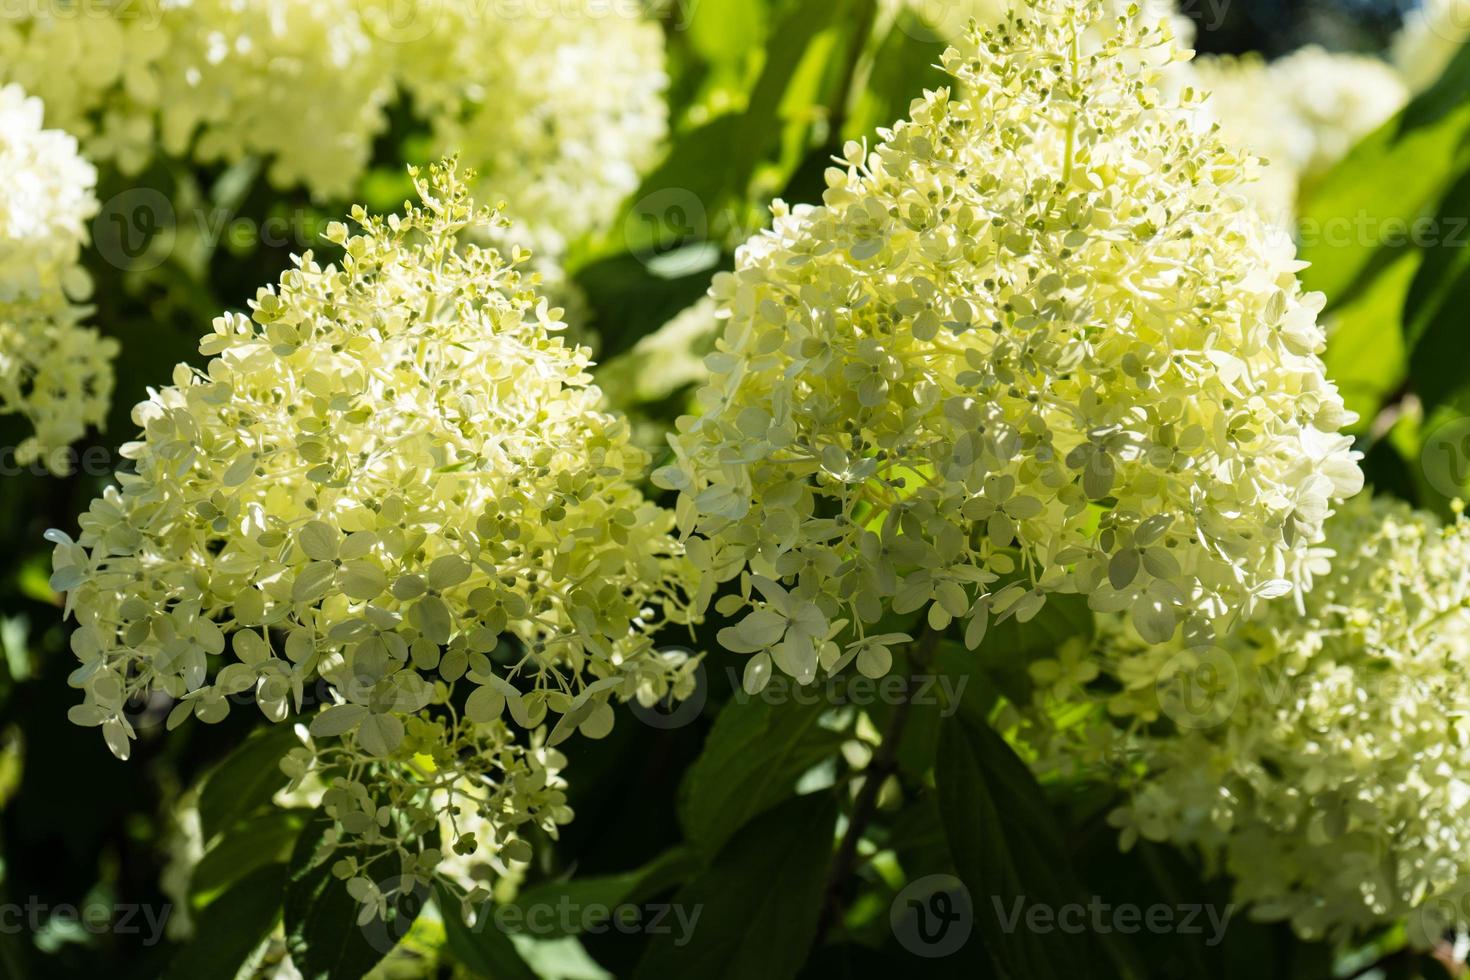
[
  {"x1": 619, "y1": 0, "x2": 855, "y2": 254},
  {"x1": 976, "y1": 592, "x2": 1094, "y2": 705},
  {"x1": 284, "y1": 813, "x2": 403, "y2": 980},
  {"x1": 167, "y1": 863, "x2": 286, "y2": 980},
  {"x1": 679, "y1": 691, "x2": 845, "y2": 856},
  {"x1": 190, "y1": 808, "x2": 307, "y2": 901},
  {"x1": 1299, "y1": 41, "x2": 1470, "y2": 307},
  {"x1": 635, "y1": 793, "x2": 836, "y2": 980},
  {"x1": 197, "y1": 723, "x2": 298, "y2": 842},
  {"x1": 686, "y1": 0, "x2": 769, "y2": 65},
  {"x1": 1325, "y1": 248, "x2": 1416, "y2": 430},
  {"x1": 937, "y1": 710, "x2": 1095, "y2": 978},
  {"x1": 508, "y1": 847, "x2": 698, "y2": 939},
  {"x1": 435, "y1": 883, "x2": 539, "y2": 980},
  {"x1": 574, "y1": 251, "x2": 720, "y2": 360},
  {"x1": 1404, "y1": 167, "x2": 1470, "y2": 413},
  {"x1": 843, "y1": 9, "x2": 949, "y2": 143}
]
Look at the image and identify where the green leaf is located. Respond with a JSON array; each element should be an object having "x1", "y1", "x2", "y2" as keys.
[
  {"x1": 635, "y1": 793, "x2": 837, "y2": 980},
  {"x1": 936, "y1": 711, "x2": 1095, "y2": 979},
  {"x1": 1298, "y1": 41, "x2": 1470, "y2": 307},
  {"x1": 284, "y1": 813, "x2": 405, "y2": 980},
  {"x1": 618, "y1": 0, "x2": 853, "y2": 255},
  {"x1": 167, "y1": 863, "x2": 286, "y2": 980},
  {"x1": 574, "y1": 251, "x2": 719, "y2": 359},
  {"x1": 507, "y1": 847, "x2": 699, "y2": 938},
  {"x1": 434, "y1": 883, "x2": 539, "y2": 980},
  {"x1": 686, "y1": 0, "x2": 769, "y2": 66},
  {"x1": 1324, "y1": 247, "x2": 1417, "y2": 430},
  {"x1": 1403, "y1": 167, "x2": 1470, "y2": 413},
  {"x1": 190, "y1": 808, "x2": 308, "y2": 901},
  {"x1": 198, "y1": 723, "x2": 299, "y2": 842},
  {"x1": 679, "y1": 692, "x2": 845, "y2": 855}
]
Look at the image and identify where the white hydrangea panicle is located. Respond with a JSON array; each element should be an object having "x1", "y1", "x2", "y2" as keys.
[
  {"x1": 0, "y1": 0, "x2": 394, "y2": 198},
  {"x1": 0, "y1": 83, "x2": 117, "y2": 472},
  {"x1": 0, "y1": 306, "x2": 118, "y2": 472},
  {"x1": 1393, "y1": 0, "x2": 1470, "y2": 93},
  {"x1": 885, "y1": 0, "x2": 1194, "y2": 49},
  {"x1": 48, "y1": 161, "x2": 698, "y2": 885},
  {"x1": 0, "y1": 84, "x2": 99, "y2": 300},
  {"x1": 657, "y1": 0, "x2": 1361, "y2": 691},
  {"x1": 1029, "y1": 493, "x2": 1470, "y2": 941},
  {"x1": 1188, "y1": 48, "x2": 1407, "y2": 222},
  {"x1": 388, "y1": 0, "x2": 669, "y2": 257},
  {"x1": 156, "y1": 0, "x2": 397, "y2": 199},
  {"x1": 0, "y1": 2, "x2": 169, "y2": 176}
]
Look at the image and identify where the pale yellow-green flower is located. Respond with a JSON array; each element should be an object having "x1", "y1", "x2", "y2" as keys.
[
  {"x1": 657, "y1": 0, "x2": 1361, "y2": 692},
  {"x1": 49, "y1": 162, "x2": 697, "y2": 886},
  {"x1": 1029, "y1": 493, "x2": 1470, "y2": 942},
  {"x1": 156, "y1": 0, "x2": 397, "y2": 199}
]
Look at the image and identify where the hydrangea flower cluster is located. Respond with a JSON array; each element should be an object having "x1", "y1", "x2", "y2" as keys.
[
  {"x1": 0, "y1": 0, "x2": 668, "y2": 220},
  {"x1": 1189, "y1": 48, "x2": 1407, "y2": 221},
  {"x1": 389, "y1": 0, "x2": 669, "y2": 257},
  {"x1": 887, "y1": 0, "x2": 1193, "y2": 48},
  {"x1": 656, "y1": 0, "x2": 1361, "y2": 692},
  {"x1": 1028, "y1": 493, "x2": 1470, "y2": 941},
  {"x1": 0, "y1": 0, "x2": 393, "y2": 198},
  {"x1": 0, "y1": 82, "x2": 117, "y2": 472},
  {"x1": 0, "y1": 1, "x2": 170, "y2": 176},
  {"x1": 49, "y1": 162, "x2": 698, "y2": 890},
  {"x1": 1393, "y1": 0, "x2": 1470, "y2": 93},
  {"x1": 155, "y1": 0, "x2": 396, "y2": 200}
]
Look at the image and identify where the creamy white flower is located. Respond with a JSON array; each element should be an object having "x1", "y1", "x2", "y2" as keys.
[
  {"x1": 1394, "y1": 0, "x2": 1470, "y2": 93},
  {"x1": 658, "y1": 0, "x2": 1361, "y2": 690},
  {"x1": 389, "y1": 0, "x2": 669, "y2": 256},
  {"x1": 1032, "y1": 493, "x2": 1470, "y2": 941},
  {"x1": 50, "y1": 162, "x2": 698, "y2": 888},
  {"x1": 0, "y1": 1, "x2": 394, "y2": 197},
  {"x1": 0, "y1": 83, "x2": 116, "y2": 472}
]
